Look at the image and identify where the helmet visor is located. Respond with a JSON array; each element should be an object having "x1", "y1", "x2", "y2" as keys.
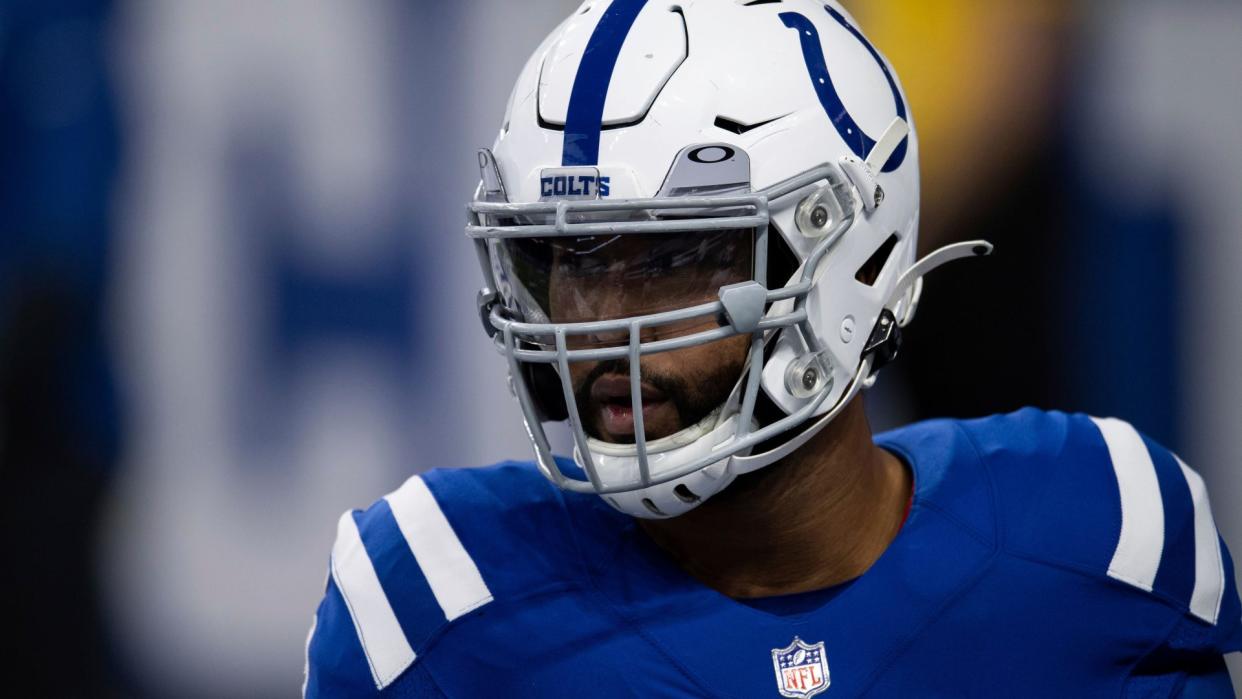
[{"x1": 492, "y1": 228, "x2": 754, "y2": 348}]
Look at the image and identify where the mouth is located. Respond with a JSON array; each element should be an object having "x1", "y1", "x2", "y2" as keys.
[{"x1": 589, "y1": 374, "x2": 672, "y2": 439}]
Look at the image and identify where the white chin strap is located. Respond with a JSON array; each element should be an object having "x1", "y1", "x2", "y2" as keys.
[
  {"x1": 574, "y1": 410, "x2": 757, "y2": 519},
  {"x1": 732, "y1": 239, "x2": 993, "y2": 474},
  {"x1": 728, "y1": 356, "x2": 872, "y2": 475},
  {"x1": 582, "y1": 404, "x2": 733, "y2": 461},
  {"x1": 579, "y1": 239, "x2": 992, "y2": 519}
]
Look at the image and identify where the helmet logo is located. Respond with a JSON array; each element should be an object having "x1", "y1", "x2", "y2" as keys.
[
  {"x1": 687, "y1": 145, "x2": 736, "y2": 164},
  {"x1": 539, "y1": 166, "x2": 611, "y2": 200},
  {"x1": 779, "y1": 8, "x2": 909, "y2": 172}
]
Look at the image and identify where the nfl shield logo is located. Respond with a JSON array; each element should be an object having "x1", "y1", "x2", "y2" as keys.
[{"x1": 771, "y1": 637, "x2": 830, "y2": 698}]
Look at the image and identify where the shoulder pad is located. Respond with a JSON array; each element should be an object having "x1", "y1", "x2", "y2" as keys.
[
  {"x1": 304, "y1": 461, "x2": 576, "y2": 693},
  {"x1": 968, "y1": 409, "x2": 1234, "y2": 626},
  {"x1": 304, "y1": 571, "x2": 379, "y2": 697},
  {"x1": 319, "y1": 473, "x2": 492, "y2": 690}
]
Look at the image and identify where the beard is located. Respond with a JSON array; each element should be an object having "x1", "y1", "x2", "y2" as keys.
[{"x1": 572, "y1": 354, "x2": 745, "y2": 442}]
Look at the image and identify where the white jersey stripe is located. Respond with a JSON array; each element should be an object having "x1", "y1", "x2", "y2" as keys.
[
  {"x1": 1091, "y1": 417, "x2": 1165, "y2": 592},
  {"x1": 386, "y1": 475, "x2": 493, "y2": 621},
  {"x1": 331, "y1": 510, "x2": 416, "y2": 688},
  {"x1": 302, "y1": 605, "x2": 318, "y2": 698},
  {"x1": 1176, "y1": 456, "x2": 1226, "y2": 624}
]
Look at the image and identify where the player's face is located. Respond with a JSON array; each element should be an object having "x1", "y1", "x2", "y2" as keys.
[{"x1": 545, "y1": 231, "x2": 753, "y2": 443}]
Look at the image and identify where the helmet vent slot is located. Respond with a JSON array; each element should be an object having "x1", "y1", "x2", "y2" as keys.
[
  {"x1": 713, "y1": 114, "x2": 787, "y2": 135},
  {"x1": 642, "y1": 498, "x2": 666, "y2": 516},
  {"x1": 767, "y1": 222, "x2": 799, "y2": 287},
  {"x1": 740, "y1": 0, "x2": 782, "y2": 6},
  {"x1": 673, "y1": 485, "x2": 701, "y2": 503},
  {"x1": 855, "y1": 233, "x2": 900, "y2": 287}
]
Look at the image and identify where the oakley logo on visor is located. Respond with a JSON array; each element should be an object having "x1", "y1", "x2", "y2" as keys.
[
  {"x1": 540, "y1": 167, "x2": 612, "y2": 200},
  {"x1": 688, "y1": 145, "x2": 735, "y2": 164}
]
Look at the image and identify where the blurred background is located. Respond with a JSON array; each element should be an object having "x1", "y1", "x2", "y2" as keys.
[{"x1": 1, "y1": 0, "x2": 1238, "y2": 695}]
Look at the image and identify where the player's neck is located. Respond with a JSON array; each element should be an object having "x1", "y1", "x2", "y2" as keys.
[{"x1": 636, "y1": 397, "x2": 911, "y2": 599}]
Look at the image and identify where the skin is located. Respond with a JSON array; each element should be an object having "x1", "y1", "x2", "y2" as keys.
[
  {"x1": 547, "y1": 232, "x2": 755, "y2": 442},
  {"x1": 549, "y1": 242, "x2": 913, "y2": 599},
  {"x1": 638, "y1": 394, "x2": 911, "y2": 599}
]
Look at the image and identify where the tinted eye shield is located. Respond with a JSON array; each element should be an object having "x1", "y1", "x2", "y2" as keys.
[
  {"x1": 468, "y1": 194, "x2": 807, "y2": 362},
  {"x1": 501, "y1": 228, "x2": 757, "y2": 330}
]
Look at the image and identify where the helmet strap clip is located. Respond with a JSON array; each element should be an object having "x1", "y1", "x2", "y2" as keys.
[
  {"x1": 839, "y1": 117, "x2": 910, "y2": 214},
  {"x1": 861, "y1": 308, "x2": 902, "y2": 376}
]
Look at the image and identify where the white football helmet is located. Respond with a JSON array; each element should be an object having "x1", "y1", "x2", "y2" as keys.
[{"x1": 468, "y1": 0, "x2": 990, "y2": 518}]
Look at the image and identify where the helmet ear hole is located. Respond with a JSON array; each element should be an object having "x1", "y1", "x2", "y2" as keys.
[{"x1": 855, "y1": 233, "x2": 900, "y2": 287}]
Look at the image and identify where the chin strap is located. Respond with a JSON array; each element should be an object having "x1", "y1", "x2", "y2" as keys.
[
  {"x1": 728, "y1": 238, "x2": 994, "y2": 475},
  {"x1": 729, "y1": 356, "x2": 873, "y2": 475}
]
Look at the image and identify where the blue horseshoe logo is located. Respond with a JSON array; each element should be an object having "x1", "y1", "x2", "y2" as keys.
[{"x1": 779, "y1": 8, "x2": 908, "y2": 172}]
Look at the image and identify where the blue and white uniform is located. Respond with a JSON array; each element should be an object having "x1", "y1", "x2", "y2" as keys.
[{"x1": 305, "y1": 409, "x2": 1242, "y2": 697}]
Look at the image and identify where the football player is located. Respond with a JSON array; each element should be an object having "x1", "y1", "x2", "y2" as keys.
[{"x1": 305, "y1": 1, "x2": 1241, "y2": 696}]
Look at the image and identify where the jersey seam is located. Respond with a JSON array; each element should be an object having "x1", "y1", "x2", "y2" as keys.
[
  {"x1": 877, "y1": 436, "x2": 996, "y2": 549},
  {"x1": 575, "y1": 575, "x2": 743, "y2": 699},
  {"x1": 449, "y1": 595, "x2": 493, "y2": 619},
  {"x1": 409, "y1": 579, "x2": 579, "y2": 659},
  {"x1": 955, "y1": 419, "x2": 1209, "y2": 692},
  {"x1": 914, "y1": 500, "x2": 995, "y2": 550},
  {"x1": 958, "y1": 416, "x2": 1215, "y2": 627},
  {"x1": 999, "y1": 543, "x2": 1199, "y2": 621},
  {"x1": 875, "y1": 429, "x2": 1001, "y2": 555},
  {"x1": 409, "y1": 582, "x2": 640, "y2": 696},
  {"x1": 953, "y1": 421, "x2": 1006, "y2": 549},
  {"x1": 552, "y1": 482, "x2": 624, "y2": 584},
  {"x1": 414, "y1": 647, "x2": 455, "y2": 698},
  {"x1": 1117, "y1": 606, "x2": 1186, "y2": 699},
  {"x1": 557, "y1": 498, "x2": 742, "y2": 699},
  {"x1": 856, "y1": 534, "x2": 1001, "y2": 696},
  {"x1": 385, "y1": 472, "x2": 586, "y2": 691},
  {"x1": 857, "y1": 423, "x2": 1004, "y2": 695},
  {"x1": 551, "y1": 467, "x2": 728, "y2": 696},
  {"x1": 329, "y1": 551, "x2": 393, "y2": 689},
  {"x1": 994, "y1": 548, "x2": 1191, "y2": 697}
]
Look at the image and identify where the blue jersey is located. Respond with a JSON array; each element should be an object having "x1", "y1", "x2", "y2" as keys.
[{"x1": 304, "y1": 409, "x2": 1242, "y2": 697}]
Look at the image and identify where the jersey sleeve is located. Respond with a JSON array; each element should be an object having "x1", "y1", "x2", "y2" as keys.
[
  {"x1": 303, "y1": 573, "x2": 451, "y2": 698},
  {"x1": 1086, "y1": 416, "x2": 1242, "y2": 652},
  {"x1": 303, "y1": 473, "x2": 495, "y2": 696},
  {"x1": 304, "y1": 572, "x2": 384, "y2": 697},
  {"x1": 968, "y1": 410, "x2": 1242, "y2": 649}
]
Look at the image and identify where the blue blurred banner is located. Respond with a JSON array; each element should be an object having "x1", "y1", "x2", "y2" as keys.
[
  {"x1": 0, "y1": 0, "x2": 122, "y2": 694},
  {"x1": 95, "y1": 2, "x2": 580, "y2": 696}
]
